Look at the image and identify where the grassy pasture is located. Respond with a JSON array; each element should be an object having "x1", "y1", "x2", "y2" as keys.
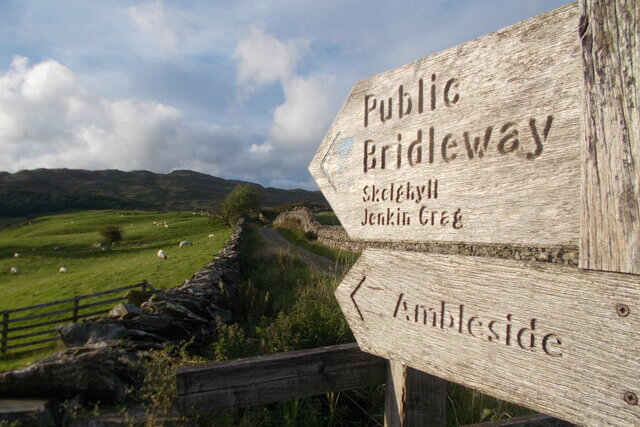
[
  {"x1": 0, "y1": 210, "x2": 231, "y2": 369},
  {"x1": 274, "y1": 226, "x2": 359, "y2": 266},
  {"x1": 315, "y1": 211, "x2": 341, "y2": 226},
  {"x1": 0, "y1": 210, "x2": 231, "y2": 307}
]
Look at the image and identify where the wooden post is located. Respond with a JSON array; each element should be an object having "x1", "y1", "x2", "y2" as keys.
[
  {"x1": 72, "y1": 297, "x2": 80, "y2": 323},
  {"x1": 1, "y1": 312, "x2": 8, "y2": 356},
  {"x1": 384, "y1": 361, "x2": 447, "y2": 427},
  {"x1": 579, "y1": 0, "x2": 640, "y2": 273}
]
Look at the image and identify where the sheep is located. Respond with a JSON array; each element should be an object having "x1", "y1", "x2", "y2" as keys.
[
  {"x1": 9, "y1": 267, "x2": 18, "y2": 274},
  {"x1": 59, "y1": 267, "x2": 68, "y2": 273},
  {"x1": 208, "y1": 233, "x2": 215, "y2": 238},
  {"x1": 157, "y1": 249, "x2": 168, "y2": 259},
  {"x1": 13, "y1": 252, "x2": 20, "y2": 258},
  {"x1": 179, "y1": 240, "x2": 192, "y2": 248}
]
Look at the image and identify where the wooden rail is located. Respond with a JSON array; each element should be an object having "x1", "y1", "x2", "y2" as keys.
[
  {"x1": 176, "y1": 344, "x2": 571, "y2": 426},
  {"x1": 177, "y1": 343, "x2": 386, "y2": 413},
  {"x1": 0, "y1": 281, "x2": 155, "y2": 355}
]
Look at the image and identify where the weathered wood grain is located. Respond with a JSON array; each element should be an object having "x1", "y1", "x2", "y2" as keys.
[
  {"x1": 176, "y1": 343, "x2": 386, "y2": 413},
  {"x1": 579, "y1": 0, "x2": 640, "y2": 273},
  {"x1": 309, "y1": 4, "x2": 581, "y2": 247},
  {"x1": 335, "y1": 249, "x2": 640, "y2": 426},
  {"x1": 384, "y1": 360, "x2": 447, "y2": 427}
]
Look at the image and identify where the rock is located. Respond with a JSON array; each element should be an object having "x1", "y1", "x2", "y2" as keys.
[
  {"x1": 535, "y1": 251, "x2": 551, "y2": 262},
  {"x1": 109, "y1": 303, "x2": 143, "y2": 319},
  {"x1": 0, "y1": 343, "x2": 143, "y2": 402},
  {"x1": 125, "y1": 289, "x2": 153, "y2": 307},
  {"x1": 57, "y1": 323, "x2": 128, "y2": 347}
]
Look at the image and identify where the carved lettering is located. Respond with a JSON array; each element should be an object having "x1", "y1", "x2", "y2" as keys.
[
  {"x1": 464, "y1": 126, "x2": 493, "y2": 159},
  {"x1": 498, "y1": 122, "x2": 519, "y2": 154},
  {"x1": 364, "y1": 95, "x2": 376, "y2": 128},
  {"x1": 443, "y1": 77, "x2": 460, "y2": 107},
  {"x1": 441, "y1": 133, "x2": 457, "y2": 162},
  {"x1": 363, "y1": 139, "x2": 376, "y2": 173},
  {"x1": 393, "y1": 294, "x2": 563, "y2": 358},
  {"x1": 361, "y1": 117, "x2": 552, "y2": 173},
  {"x1": 526, "y1": 115, "x2": 553, "y2": 159},
  {"x1": 362, "y1": 73, "x2": 460, "y2": 128}
]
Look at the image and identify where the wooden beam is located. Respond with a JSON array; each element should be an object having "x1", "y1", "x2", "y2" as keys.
[
  {"x1": 462, "y1": 413, "x2": 573, "y2": 427},
  {"x1": 176, "y1": 343, "x2": 386, "y2": 413},
  {"x1": 579, "y1": 0, "x2": 640, "y2": 273},
  {"x1": 384, "y1": 361, "x2": 447, "y2": 427}
]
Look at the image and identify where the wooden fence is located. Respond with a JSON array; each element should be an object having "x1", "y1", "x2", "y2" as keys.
[
  {"x1": 0, "y1": 281, "x2": 155, "y2": 355},
  {"x1": 176, "y1": 343, "x2": 572, "y2": 426}
]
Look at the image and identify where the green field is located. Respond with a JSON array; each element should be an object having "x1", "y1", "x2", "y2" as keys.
[
  {"x1": 0, "y1": 210, "x2": 231, "y2": 309},
  {"x1": 0, "y1": 210, "x2": 231, "y2": 369}
]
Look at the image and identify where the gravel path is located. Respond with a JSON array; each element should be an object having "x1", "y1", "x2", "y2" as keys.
[{"x1": 258, "y1": 227, "x2": 349, "y2": 279}]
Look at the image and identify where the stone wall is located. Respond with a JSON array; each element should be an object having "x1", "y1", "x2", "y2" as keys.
[
  {"x1": 0, "y1": 219, "x2": 246, "y2": 404},
  {"x1": 274, "y1": 207, "x2": 579, "y2": 265}
]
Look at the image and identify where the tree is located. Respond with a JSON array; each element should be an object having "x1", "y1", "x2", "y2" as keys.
[
  {"x1": 219, "y1": 184, "x2": 263, "y2": 225},
  {"x1": 100, "y1": 225, "x2": 123, "y2": 245}
]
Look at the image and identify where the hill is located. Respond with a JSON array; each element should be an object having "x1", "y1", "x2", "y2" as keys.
[{"x1": 0, "y1": 169, "x2": 327, "y2": 217}]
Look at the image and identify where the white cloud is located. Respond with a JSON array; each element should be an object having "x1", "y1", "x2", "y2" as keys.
[
  {"x1": 248, "y1": 141, "x2": 274, "y2": 155},
  {"x1": 232, "y1": 29, "x2": 335, "y2": 176},
  {"x1": 233, "y1": 26, "x2": 308, "y2": 95},
  {"x1": 269, "y1": 75, "x2": 332, "y2": 150},
  {"x1": 0, "y1": 56, "x2": 247, "y2": 176},
  {"x1": 126, "y1": 1, "x2": 179, "y2": 56}
]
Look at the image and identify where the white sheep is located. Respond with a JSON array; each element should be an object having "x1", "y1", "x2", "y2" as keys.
[
  {"x1": 9, "y1": 266, "x2": 18, "y2": 274},
  {"x1": 13, "y1": 252, "x2": 20, "y2": 258},
  {"x1": 208, "y1": 233, "x2": 215, "y2": 238},
  {"x1": 157, "y1": 249, "x2": 168, "y2": 259},
  {"x1": 179, "y1": 240, "x2": 192, "y2": 248},
  {"x1": 59, "y1": 267, "x2": 68, "y2": 273}
]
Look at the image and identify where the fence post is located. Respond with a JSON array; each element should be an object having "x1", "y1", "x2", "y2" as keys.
[
  {"x1": 1, "y1": 312, "x2": 8, "y2": 356},
  {"x1": 384, "y1": 360, "x2": 447, "y2": 426},
  {"x1": 579, "y1": 0, "x2": 639, "y2": 273},
  {"x1": 72, "y1": 297, "x2": 79, "y2": 323}
]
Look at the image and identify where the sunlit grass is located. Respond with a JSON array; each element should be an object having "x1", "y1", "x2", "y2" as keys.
[
  {"x1": 0, "y1": 210, "x2": 232, "y2": 369},
  {"x1": 274, "y1": 227, "x2": 359, "y2": 266}
]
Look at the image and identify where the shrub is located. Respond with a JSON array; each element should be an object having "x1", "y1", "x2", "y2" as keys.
[
  {"x1": 219, "y1": 185, "x2": 263, "y2": 225},
  {"x1": 99, "y1": 225, "x2": 123, "y2": 245},
  {"x1": 304, "y1": 231, "x2": 317, "y2": 240}
]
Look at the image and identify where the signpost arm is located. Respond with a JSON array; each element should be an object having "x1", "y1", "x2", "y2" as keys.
[
  {"x1": 384, "y1": 361, "x2": 447, "y2": 427},
  {"x1": 579, "y1": 0, "x2": 640, "y2": 273}
]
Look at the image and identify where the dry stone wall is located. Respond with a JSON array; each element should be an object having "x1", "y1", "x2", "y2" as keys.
[
  {"x1": 0, "y1": 220, "x2": 245, "y2": 404},
  {"x1": 274, "y1": 207, "x2": 579, "y2": 265}
]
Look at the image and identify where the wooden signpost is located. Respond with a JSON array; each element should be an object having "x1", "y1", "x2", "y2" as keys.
[
  {"x1": 335, "y1": 249, "x2": 640, "y2": 426},
  {"x1": 309, "y1": 0, "x2": 639, "y2": 426},
  {"x1": 309, "y1": 4, "x2": 582, "y2": 247}
]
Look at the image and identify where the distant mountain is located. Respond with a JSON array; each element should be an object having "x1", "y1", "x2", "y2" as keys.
[{"x1": 0, "y1": 169, "x2": 327, "y2": 217}]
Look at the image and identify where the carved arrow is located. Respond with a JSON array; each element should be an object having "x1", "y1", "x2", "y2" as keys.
[{"x1": 350, "y1": 276, "x2": 366, "y2": 321}]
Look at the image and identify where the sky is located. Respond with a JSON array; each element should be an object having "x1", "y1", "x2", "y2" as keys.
[{"x1": 0, "y1": 0, "x2": 569, "y2": 190}]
